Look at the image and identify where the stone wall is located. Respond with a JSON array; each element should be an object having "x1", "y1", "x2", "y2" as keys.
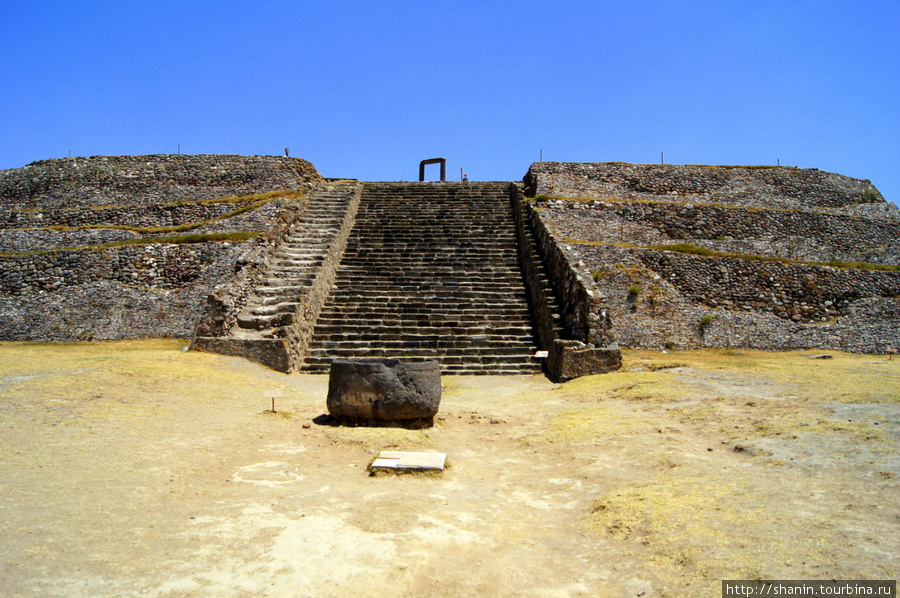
[
  {"x1": 1, "y1": 243, "x2": 233, "y2": 295},
  {"x1": 546, "y1": 237, "x2": 900, "y2": 355},
  {"x1": 510, "y1": 184, "x2": 621, "y2": 380},
  {"x1": 0, "y1": 244, "x2": 247, "y2": 341},
  {"x1": 546, "y1": 199, "x2": 900, "y2": 265},
  {"x1": 0, "y1": 155, "x2": 322, "y2": 342},
  {"x1": 510, "y1": 183, "x2": 560, "y2": 351},
  {"x1": 526, "y1": 162, "x2": 900, "y2": 354},
  {"x1": 525, "y1": 162, "x2": 892, "y2": 216},
  {"x1": 523, "y1": 202, "x2": 617, "y2": 347},
  {"x1": 2, "y1": 200, "x2": 250, "y2": 228},
  {"x1": 637, "y1": 251, "x2": 900, "y2": 323},
  {"x1": 1, "y1": 154, "x2": 319, "y2": 208}
]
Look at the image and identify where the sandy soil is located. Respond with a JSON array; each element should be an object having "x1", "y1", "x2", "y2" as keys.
[{"x1": 0, "y1": 340, "x2": 897, "y2": 597}]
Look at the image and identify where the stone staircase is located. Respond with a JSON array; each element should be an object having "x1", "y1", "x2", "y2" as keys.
[
  {"x1": 236, "y1": 183, "x2": 358, "y2": 332},
  {"x1": 300, "y1": 182, "x2": 543, "y2": 374}
]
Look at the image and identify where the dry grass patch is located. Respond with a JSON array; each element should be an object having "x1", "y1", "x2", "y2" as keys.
[
  {"x1": 546, "y1": 406, "x2": 644, "y2": 442},
  {"x1": 626, "y1": 349, "x2": 900, "y2": 402},
  {"x1": 575, "y1": 349, "x2": 899, "y2": 596},
  {"x1": 586, "y1": 462, "x2": 895, "y2": 598}
]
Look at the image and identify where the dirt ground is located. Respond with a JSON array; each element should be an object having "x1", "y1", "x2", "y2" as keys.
[{"x1": 0, "y1": 340, "x2": 897, "y2": 597}]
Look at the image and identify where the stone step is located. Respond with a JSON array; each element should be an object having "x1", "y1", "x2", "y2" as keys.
[
  {"x1": 329, "y1": 282, "x2": 527, "y2": 292},
  {"x1": 237, "y1": 312, "x2": 294, "y2": 330},
  {"x1": 344, "y1": 244, "x2": 516, "y2": 251},
  {"x1": 346, "y1": 234, "x2": 516, "y2": 241},
  {"x1": 348, "y1": 222, "x2": 515, "y2": 229},
  {"x1": 314, "y1": 339, "x2": 536, "y2": 352},
  {"x1": 316, "y1": 327, "x2": 534, "y2": 340},
  {"x1": 280, "y1": 239, "x2": 338, "y2": 247},
  {"x1": 314, "y1": 323, "x2": 535, "y2": 334},
  {"x1": 313, "y1": 305, "x2": 531, "y2": 316},
  {"x1": 264, "y1": 278, "x2": 316, "y2": 288},
  {"x1": 322, "y1": 291, "x2": 528, "y2": 302},
  {"x1": 345, "y1": 234, "x2": 515, "y2": 241},
  {"x1": 315, "y1": 312, "x2": 532, "y2": 324},
  {"x1": 256, "y1": 287, "x2": 314, "y2": 301},
  {"x1": 300, "y1": 362, "x2": 542, "y2": 376},
  {"x1": 330, "y1": 277, "x2": 526, "y2": 287},
  {"x1": 271, "y1": 256, "x2": 324, "y2": 264},
  {"x1": 314, "y1": 318, "x2": 533, "y2": 329},
  {"x1": 327, "y1": 291, "x2": 529, "y2": 300},
  {"x1": 353, "y1": 216, "x2": 510, "y2": 222},
  {"x1": 269, "y1": 263, "x2": 322, "y2": 273},
  {"x1": 335, "y1": 265, "x2": 522, "y2": 274},
  {"x1": 303, "y1": 347, "x2": 541, "y2": 361},
  {"x1": 338, "y1": 257, "x2": 518, "y2": 266},
  {"x1": 300, "y1": 356, "x2": 542, "y2": 375},
  {"x1": 321, "y1": 291, "x2": 529, "y2": 304},
  {"x1": 338, "y1": 261, "x2": 519, "y2": 271},
  {"x1": 315, "y1": 305, "x2": 531, "y2": 316},
  {"x1": 304, "y1": 356, "x2": 539, "y2": 366},
  {"x1": 341, "y1": 250, "x2": 518, "y2": 258},
  {"x1": 248, "y1": 302, "x2": 301, "y2": 316},
  {"x1": 316, "y1": 311, "x2": 532, "y2": 323},
  {"x1": 335, "y1": 265, "x2": 521, "y2": 275},
  {"x1": 256, "y1": 284, "x2": 312, "y2": 295},
  {"x1": 332, "y1": 273, "x2": 523, "y2": 282},
  {"x1": 326, "y1": 292, "x2": 530, "y2": 303},
  {"x1": 256, "y1": 297, "x2": 307, "y2": 309}
]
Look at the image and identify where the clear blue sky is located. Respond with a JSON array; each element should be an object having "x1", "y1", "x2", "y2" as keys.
[{"x1": 2, "y1": 1, "x2": 898, "y2": 205}]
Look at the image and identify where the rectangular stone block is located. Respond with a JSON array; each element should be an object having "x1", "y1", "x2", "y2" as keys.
[
  {"x1": 370, "y1": 451, "x2": 447, "y2": 472},
  {"x1": 547, "y1": 339, "x2": 622, "y2": 382}
]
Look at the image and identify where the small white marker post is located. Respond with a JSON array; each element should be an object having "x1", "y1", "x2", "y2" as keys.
[{"x1": 263, "y1": 389, "x2": 282, "y2": 413}]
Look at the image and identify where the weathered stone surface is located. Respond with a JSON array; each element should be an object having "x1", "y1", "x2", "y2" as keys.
[
  {"x1": 326, "y1": 359, "x2": 441, "y2": 427},
  {"x1": 0, "y1": 154, "x2": 323, "y2": 343},
  {"x1": 547, "y1": 340, "x2": 622, "y2": 382},
  {"x1": 526, "y1": 162, "x2": 900, "y2": 355},
  {"x1": 539, "y1": 196, "x2": 900, "y2": 265},
  {"x1": 1, "y1": 154, "x2": 321, "y2": 209},
  {"x1": 192, "y1": 337, "x2": 292, "y2": 373},
  {"x1": 191, "y1": 183, "x2": 362, "y2": 372},
  {"x1": 511, "y1": 184, "x2": 622, "y2": 381},
  {"x1": 525, "y1": 162, "x2": 892, "y2": 214}
]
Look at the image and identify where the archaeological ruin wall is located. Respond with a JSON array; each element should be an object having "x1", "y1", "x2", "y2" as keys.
[
  {"x1": 3, "y1": 153, "x2": 898, "y2": 374},
  {"x1": 511, "y1": 184, "x2": 621, "y2": 379},
  {"x1": 525, "y1": 162, "x2": 900, "y2": 353},
  {"x1": 192, "y1": 182, "x2": 363, "y2": 372},
  {"x1": 0, "y1": 155, "x2": 321, "y2": 341}
]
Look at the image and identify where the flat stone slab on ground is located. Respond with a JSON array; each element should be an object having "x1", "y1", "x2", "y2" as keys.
[{"x1": 370, "y1": 451, "x2": 447, "y2": 472}]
